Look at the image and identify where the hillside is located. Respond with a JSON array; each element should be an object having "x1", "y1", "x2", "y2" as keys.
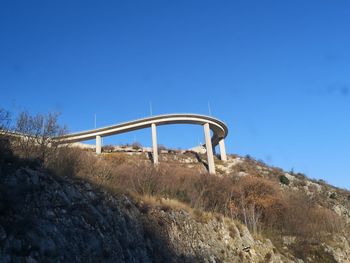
[{"x1": 0, "y1": 141, "x2": 349, "y2": 262}]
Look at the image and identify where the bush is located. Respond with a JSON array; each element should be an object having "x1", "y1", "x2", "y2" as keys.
[
  {"x1": 329, "y1": 193, "x2": 336, "y2": 199},
  {"x1": 102, "y1": 145, "x2": 115, "y2": 153},
  {"x1": 158, "y1": 144, "x2": 167, "y2": 151},
  {"x1": 290, "y1": 240, "x2": 339, "y2": 262},
  {"x1": 45, "y1": 146, "x2": 81, "y2": 178},
  {"x1": 102, "y1": 153, "x2": 126, "y2": 166},
  {"x1": 318, "y1": 179, "x2": 327, "y2": 185},
  {"x1": 279, "y1": 175, "x2": 290, "y2": 185},
  {"x1": 231, "y1": 176, "x2": 286, "y2": 233},
  {"x1": 245, "y1": 154, "x2": 252, "y2": 160},
  {"x1": 282, "y1": 191, "x2": 343, "y2": 238},
  {"x1": 132, "y1": 142, "x2": 142, "y2": 150},
  {"x1": 295, "y1": 173, "x2": 306, "y2": 180}
]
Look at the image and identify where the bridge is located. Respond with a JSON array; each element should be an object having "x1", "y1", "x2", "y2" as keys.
[{"x1": 55, "y1": 114, "x2": 229, "y2": 174}]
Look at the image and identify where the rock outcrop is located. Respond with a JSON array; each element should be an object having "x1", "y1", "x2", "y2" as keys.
[{"x1": 0, "y1": 167, "x2": 153, "y2": 262}]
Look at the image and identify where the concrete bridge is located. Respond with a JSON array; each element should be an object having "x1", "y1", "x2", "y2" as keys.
[{"x1": 55, "y1": 114, "x2": 229, "y2": 174}]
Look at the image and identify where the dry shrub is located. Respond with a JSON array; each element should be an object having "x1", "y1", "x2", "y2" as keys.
[
  {"x1": 283, "y1": 191, "x2": 343, "y2": 238},
  {"x1": 228, "y1": 176, "x2": 287, "y2": 234},
  {"x1": 108, "y1": 165, "x2": 286, "y2": 234},
  {"x1": 45, "y1": 146, "x2": 82, "y2": 177},
  {"x1": 73, "y1": 152, "x2": 114, "y2": 185},
  {"x1": 102, "y1": 145, "x2": 115, "y2": 153},
  {"x1": 108, "y1": 162, "x2": 161, "y2": 196},
  {"x1": 290, "y1": 239, "x2": 338, "y2": 263},
  {"x1": 309, "y1": 206, "x2": 343, "y2": 235},
  {"x1": 102, "y1": 153, "x2": 127, "y2": 166},
  {"x1": 188, "y1": 175, "x2": 234, "y2": 212},
  {"x1": 157, "y1": 165, "x2": 202, "y2": 203},
  {"x1": 46, "y1": 147, "x2": 114, "y2": 187},
  {"x1": 43, "y1": 146, "x2": 345, "y2": 242},
  {"x1": 140, "y1": 195, "x2": 192, "y2": 213},
  {"x1": 131, "y1": 142, "x2": 142, "y2": 150}
]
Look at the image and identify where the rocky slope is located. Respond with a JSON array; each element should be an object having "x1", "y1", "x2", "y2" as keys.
[
  {"x1": 0, "y1": 149, "x2": 349, "y2": 262},
  {"x1": 0, "y1": 166, "x2": 152, "y2": 262},
  {"x1": 0, "y1": 165, "x2": 294, "y2": 262}
]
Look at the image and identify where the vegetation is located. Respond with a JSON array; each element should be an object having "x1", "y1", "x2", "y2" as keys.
[
  {"x1": 329, "y1": 192, "x2": 337, "y2": 199},
  {"x1": 102, "y1": 144, "x2": 115, "y2": 152},
  {"x1": 0, "y1": 108, "x2": 11, "y2": 130},
  {"x1": 16, "y1": 111, "x2": 66, "y2": 161},
  {"x1": 44, "y1": 148, "x2": 344, "y2": 242},
  {"x1": 132, "y1": 142, "x2": 142, "y2": 150},
  {"x1": 279, "y1": 174, "x2": 290, "y2": 185}
]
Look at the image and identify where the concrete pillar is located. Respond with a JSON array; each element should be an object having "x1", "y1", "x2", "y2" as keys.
[
  {"x1": 219, "y1": 139, "x2": 227, "y2": 162},
  {"x1": 151, "y1": 123, "x2": 158, "y2": 164},
  {"x1": 203, "y1": 123, "x2": 215, "y2": 174},
  {"x1": 96, "y1": 135, "x2": 101, "y2": 154}
]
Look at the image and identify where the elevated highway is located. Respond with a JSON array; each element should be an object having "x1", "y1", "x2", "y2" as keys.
[{"x1": 55, "y1": 114, "x2": 229, "y2": 174}]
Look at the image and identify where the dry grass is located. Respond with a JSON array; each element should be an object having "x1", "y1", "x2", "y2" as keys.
[{"x1": 140, "y1": 195, "x2": 193, "y2": 213}]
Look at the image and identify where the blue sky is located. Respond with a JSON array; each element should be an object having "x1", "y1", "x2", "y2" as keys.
[{"x1": 0, "y1": 1, "x2": 349, "y2": 189}]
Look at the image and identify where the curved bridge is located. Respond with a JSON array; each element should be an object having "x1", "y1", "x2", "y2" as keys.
[{"x1": 56, "y1": 114, "x2": 229, "y2": 174}]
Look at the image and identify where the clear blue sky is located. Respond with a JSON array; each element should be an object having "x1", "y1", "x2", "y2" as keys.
[{"x1": 1, "y1": 1, "x2": 349, "y2": 189}]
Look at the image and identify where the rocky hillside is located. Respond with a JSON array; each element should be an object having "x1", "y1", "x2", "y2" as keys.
[
  {"x1": 1, "y1": 165, "x2": 292, "y2": 262},
  {"x1": 0, "y1": 145, "x2": 349, "y2": 262}
]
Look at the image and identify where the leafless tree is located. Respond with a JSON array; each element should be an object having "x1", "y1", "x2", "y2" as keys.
[
  {"x1": 0, "y1": 108, "x2": 11, "y2": 131},
  {"x1": 14, "y1": 111, "x2": 67, "y2": 162}
]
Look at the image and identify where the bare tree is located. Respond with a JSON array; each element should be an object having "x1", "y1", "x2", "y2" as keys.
[
  {"x1": 14, "y1": 111, "x2": 67, "y2": 162},
  {"x1": 0, "y1": 108, "x2": 11, "y2": 131}
]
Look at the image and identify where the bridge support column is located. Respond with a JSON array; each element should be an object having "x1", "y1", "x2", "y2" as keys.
[
  {"x1": 151, "y1": 123, "x2": 158, "y2": 164},
  {"x1": 203, "y1": 123, "x2": 215, "y2": 174},
  {"x1": 219, "y1": 139, "x2": 227, "y2": 162},
  {"x1": 96, "y1": 135, "x2": 101, "y2": 154}
]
